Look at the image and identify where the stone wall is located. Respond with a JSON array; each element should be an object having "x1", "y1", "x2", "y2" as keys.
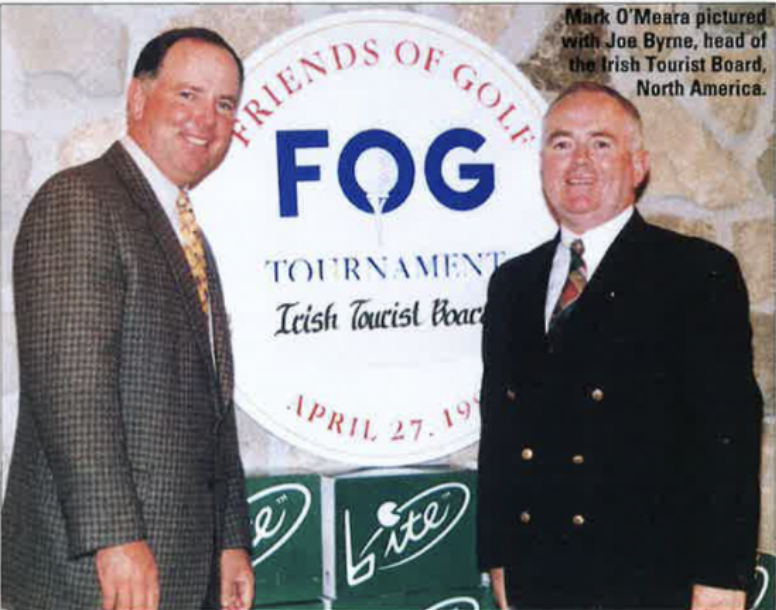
[{"x1": 2, "y1": 3, "x2": 774, "y2": 556}]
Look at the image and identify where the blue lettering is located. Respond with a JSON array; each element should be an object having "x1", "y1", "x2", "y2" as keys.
[
  {"x1": 366, "y1": 256, "x2": 388, "y2": 280},
  {"x1": 443, "y1": 253, "x2": 461, "y2": 278},
  {"x1": 338, "y1": 130, "x2": 415, "y2": 214},
  {"x1": 266, "y1": 259, "x2": 284, "y2": 282},
  {"x1": 395, "y1": 258, "x2": 411, "y2": 279},
  {"x1": 414, "y1": 254, "x2": 438, "y2": 278},
  {"x1": 425, "y1": 128, "x2": 494, "y2": 211},
  {"x1": 461, "y1": 252, "x2": 483, "y2": 276},
  {"x1": 344, "y1": 257, "x2": 361, "y2": 280},
  {"x1": 289, "y1": 259, "x2": 314, "y2": 282},
  {"x1": 277, "y1": 130, "x2": 329, "y2": 217}
]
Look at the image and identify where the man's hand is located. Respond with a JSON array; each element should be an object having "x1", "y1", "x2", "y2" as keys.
[
  {"x1": 95, "y1": 540, "x2": 159, "y2": 610},
  {"x1": 220, "y1": 548, "x2": 254, "y2": 610},
  {"x1": 691, "y1": 584, "x2": 746, "y2": 610},
  {"x1": 489, "y1": 567, "x2": 509, "y2": 610}
]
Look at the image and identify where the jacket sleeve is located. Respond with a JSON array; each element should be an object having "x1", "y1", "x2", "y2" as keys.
[
  {"x1": 476, "y1": 269, "x2": 511, "y2": 571},
  {"x1": 217, "y1": 406, "x2": 251, "y2": 551},
  {"x1": 684, "y1": 247, "x2": 762, "y2": 590},
  {"x1": 204, "y1": 241, "x2": 251, "y2": 553},
  {"x1": 13, "y1": 172, "x2": 146, "y2": 558}
]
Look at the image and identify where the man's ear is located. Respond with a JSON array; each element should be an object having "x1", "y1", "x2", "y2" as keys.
[
  {"x1": 632, "y1": 149, "x2": 650, "y2": 189},
  {"x1": 127, "y1": 78, "x2": 148, "y2": 122}
]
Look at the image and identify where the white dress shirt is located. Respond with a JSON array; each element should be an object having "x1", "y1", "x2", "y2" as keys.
[
  {"x1": 121, "y1": 135, "x2": 184, "y2": 239},
  {"x1": 544, "y1": 206, "x2": 634, "y2": 332},
  {"x1": 121, "y1": 135, "x2": 215, "y2": 354}
]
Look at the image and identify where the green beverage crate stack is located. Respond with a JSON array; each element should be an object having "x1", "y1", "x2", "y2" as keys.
[
  {"x1": 244, "y1": 471, "x2": 770, "y2": 610},
  {"x1": 253, "y1": 598, "x2": 326, "y2": 610},
  {"x1": 321, "y1": 586, "x2": 498, "y2": 609},
  {"x1": 751, "y1": 553, "x2": 775, "y2": 610},
  {"x1": 321, "y1": 467, "x2": 485, "y2": 607},
  {"x1": 246, "y1": 474, "x2": 324, "y2": 609}
]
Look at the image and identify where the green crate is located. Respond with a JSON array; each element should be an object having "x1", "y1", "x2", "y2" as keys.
[
  {"x1": 323, "y1": 586, "x2": 497, "y2": 609},
  {"x1": 751, "y1": 553, "x2": 775, "y2": 610},
  {"x1": 322, "y1": 467, "x2": 480, "y2": 600},
  {"x1": 254, "y1": 601, "x2": 326, "y2": 610},
  {"x1": 246, "y1": 474, "x2": 323, "y2": 606}
]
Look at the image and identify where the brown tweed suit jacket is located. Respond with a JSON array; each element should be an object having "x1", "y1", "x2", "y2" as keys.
[{"x1": 2, "y1": 142, "x2": 250, "y2": 610}]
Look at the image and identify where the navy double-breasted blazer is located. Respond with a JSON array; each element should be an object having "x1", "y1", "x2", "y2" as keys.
[{"x1": 476, "y1": 212, "x2": 762, "y2": 608}]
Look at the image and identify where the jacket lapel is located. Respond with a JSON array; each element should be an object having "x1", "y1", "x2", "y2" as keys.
[
  {"x1": 104, "y1": 142, "x2": 219, "y2": 388},
  {"x1": 557, "y1": 211, "x2": 651, "y2": 340},
  {"x1": 203, "y1": 236, "x2": 233, "y2": 415},
  {"x1": 513, "y1": 236, "x2": 558, "y2": 354}
]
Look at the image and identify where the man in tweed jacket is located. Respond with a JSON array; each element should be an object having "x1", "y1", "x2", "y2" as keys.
[{"x1": 3, "y1": 29, "x2": 253, "y2": 610}]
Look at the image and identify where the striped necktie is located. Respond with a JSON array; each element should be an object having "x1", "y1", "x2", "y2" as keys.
[
  {"x1": 176, "y1": 189, "x2": 209, "y2": 315},
  {"x1": 549, "y1": 238, "x2": 587, "y2": 333}
]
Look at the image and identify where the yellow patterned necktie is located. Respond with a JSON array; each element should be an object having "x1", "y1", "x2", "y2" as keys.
[{"x1": 176, "y1": 189, "x2": 209, "y2": 314}]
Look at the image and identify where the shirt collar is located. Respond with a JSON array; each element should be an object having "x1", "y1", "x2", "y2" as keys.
[
  {"x1": 559, "y1": 206, "x2": 634, "y2": 277},
  {"x1": 121, "y1": 135, "x2": 182, "y2": 219}
]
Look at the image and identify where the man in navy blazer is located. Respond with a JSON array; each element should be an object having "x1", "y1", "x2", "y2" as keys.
[{"x1": 476, "y1": 82, "x2": 762, "y2": 610}]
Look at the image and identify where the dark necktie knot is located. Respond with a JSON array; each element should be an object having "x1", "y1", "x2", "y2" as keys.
[
  {"x1": 570, "y1": 238, "x2": 585, "y2": 258},
  {"x1": 549, "y1": 238, "x2": 588, "y2": 334},
  {"x1": 569, "y1": 238, "x2": 586, "y2": 275}
]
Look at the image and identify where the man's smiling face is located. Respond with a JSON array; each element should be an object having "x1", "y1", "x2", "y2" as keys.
[
  {"x1": 540, "y1": 90, "x2": 649, "y2": 234},
  {"x1": 127, "y1": 38, "x2": 241, "y2": 188}
]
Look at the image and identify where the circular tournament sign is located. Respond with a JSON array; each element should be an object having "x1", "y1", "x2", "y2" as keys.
[{"x1": 196, "y1": 10, "x2": 555, "y2": 465}]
